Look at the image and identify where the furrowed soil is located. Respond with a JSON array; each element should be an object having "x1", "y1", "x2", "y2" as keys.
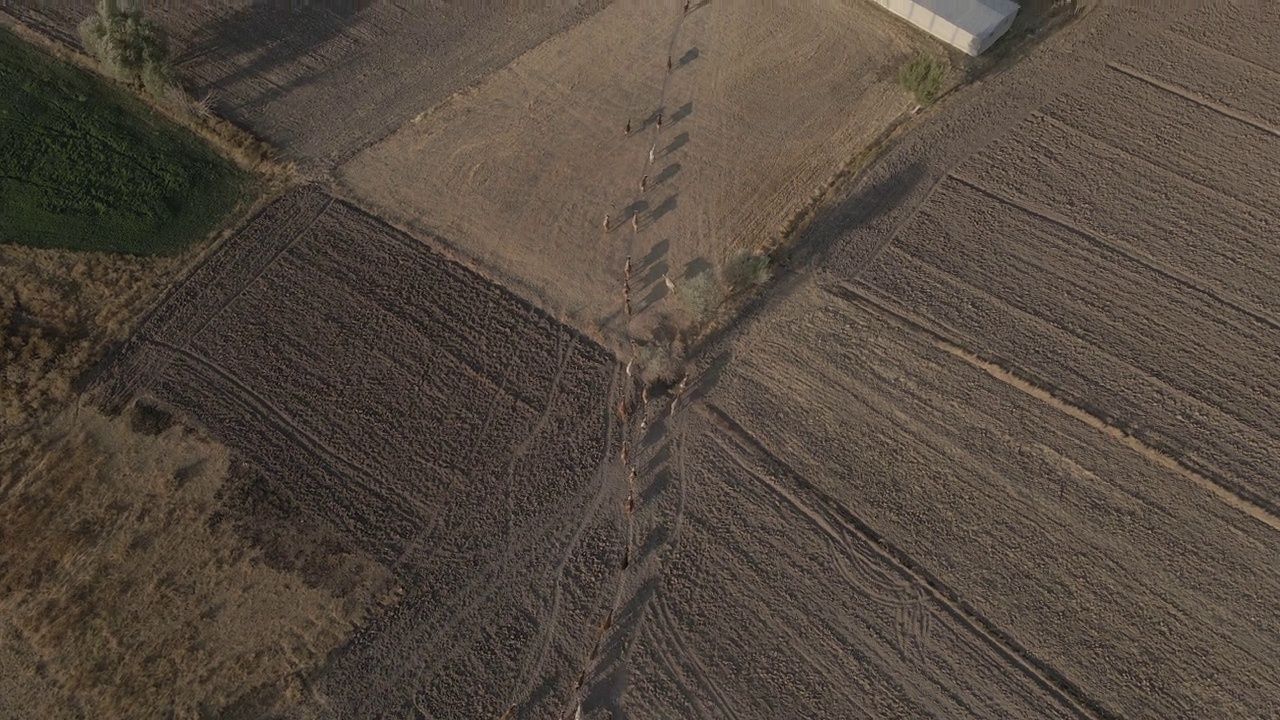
[
  {"x1": 833, "y1": 4, "x2": 1280, "y2": 513},
  {"x1": 86, "y1": 187, "x2": 627, "y2": 717},
  {"x1": 338, "y1": 0, "x2": 932, "y2": 339},
  {"x1": 3, "y1": 0, "x2": 610, "y2": 175},
  {"x1": 694, "y1": 280, "x2": 1280, "y2": 719},
  {"x1": 0, "y1": 27, "x2": 249, "y2": 253},
  {"x1": 7, "y1": 2, "x2": 1280, "y2": 719}
]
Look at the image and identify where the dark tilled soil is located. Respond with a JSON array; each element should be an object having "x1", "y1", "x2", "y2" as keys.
[{"x1": 89, "y1": 188, "x2": 628, "y2": 717}]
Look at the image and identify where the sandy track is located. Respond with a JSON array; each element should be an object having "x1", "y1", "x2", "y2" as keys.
[
  {"x1": 88, "y1": 190, "x2": 624, "y2": 716},
  {"x1": 4, "y1": 0, "x2": 609, "y2": 174},
  {"x1": 338, "y1": 0, "x2": 920, "y2": 335},
  {"x1": 699, "y1": 280, "x2": 1280, "y2": 718}
]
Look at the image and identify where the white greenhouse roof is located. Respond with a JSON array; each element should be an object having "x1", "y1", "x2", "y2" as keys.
[{"x1": 904, "y1": 0, "x2": 1019, "y2": 36}]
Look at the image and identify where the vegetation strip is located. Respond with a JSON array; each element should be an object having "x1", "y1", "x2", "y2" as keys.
[{"x1": 0, "y1": 27, "x2": 248, "y2": 254}]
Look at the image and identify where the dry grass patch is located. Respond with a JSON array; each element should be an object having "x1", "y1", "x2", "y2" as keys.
[{"x1": 0, "y1": 405, "x2": 393, "y2": 718}]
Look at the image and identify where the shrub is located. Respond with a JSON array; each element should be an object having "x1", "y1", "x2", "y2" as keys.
[
  {"x1": 721, "y1": 250, "x2": 772, "y2": 295},
  {"x1": 677, "y1": 268, "x2": 723, "y2": 326},
  {"x1": 79, "y1": 0, "x2": 172, "y2": 97},
  {"x1": 899, "y1": 55, "x2": 945, "y2": 106},
  {"x1": 635, "y1": 341, "x2": 682, "y2": 384}
]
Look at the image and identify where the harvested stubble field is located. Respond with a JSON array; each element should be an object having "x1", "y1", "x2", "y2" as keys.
[
  {"x1": 338, "y1": 0, "x2": 936, "y2": 338},
  {"x1": 87, "y1": 187, "x2": 636, "y2": 717},
  {"x1": 3, "y1": 0, "x2": 609, "y2": 175}
]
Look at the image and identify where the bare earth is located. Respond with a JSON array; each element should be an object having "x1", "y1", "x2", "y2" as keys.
[
  {"x1": 337, "y1": 0, "x2": 927, "y2": 336},
  {"x1": 5, "y1": 1, "x2": 1280, "y2": 719},
  {"x1": 4, "y1": 0, "x2": 609, "y2": 174},
  {"x1": 87, "y1": 188, "x2": 627, "y2": 717}
]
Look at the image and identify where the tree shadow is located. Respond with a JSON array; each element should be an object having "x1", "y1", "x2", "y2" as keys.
[
  {"x1": 800, "y1": 158, "x2": 929, "y2": 269},
  {"x1": 681, "y1": 257, "x2": 712, "y2": 280},
  {"x1": 682, "y1": 158, "x2": 929, "y2": 361},
  {"x1": 176, "y1": 1, "x2": 377, "y2": 114},
  {"x1": 686, "y1": 349, "x2": 729, "y2": 404}
]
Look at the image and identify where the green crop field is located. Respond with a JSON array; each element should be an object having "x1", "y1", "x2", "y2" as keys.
[{"x1": 0, "y1": 29, "x2": 250, "y2": 255}]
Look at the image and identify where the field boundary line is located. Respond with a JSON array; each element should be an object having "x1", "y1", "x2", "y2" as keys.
[
  {"x1": 143, "y1": 337, "x2": 385, "y2": 501},
  {"x1": 1105, "y1": 61, "x2": 1280, "y2": 139},
  {"x1": 699, "y1": 402, "x2": 1111, "y2": 720},
  {"x1": 947, "y1": 172, "x2": 1280, "y2": 337},
  {"x1": 826, "y1": 282, "x2": 1280, "y2": 536}
]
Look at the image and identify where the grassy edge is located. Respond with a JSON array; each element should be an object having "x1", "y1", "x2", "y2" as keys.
[{"x1": 0, "y1": 14, "x2": 299, "y2": 468}]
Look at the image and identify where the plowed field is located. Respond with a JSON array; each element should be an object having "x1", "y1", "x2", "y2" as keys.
[
  {"x1": 694, "y1": 280, "x2": 1280, "y2": 718},
  {"x1": 834, "y1": 4, "x2": 1280, "y2": 515},
  {"x1": 88, "y1": 188, "x2": 630, "y2": 717}
]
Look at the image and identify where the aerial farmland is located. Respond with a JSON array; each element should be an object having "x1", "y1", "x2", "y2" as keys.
[{"x1": 2, "y1": 1, "x2": 1279, "y2": 719}]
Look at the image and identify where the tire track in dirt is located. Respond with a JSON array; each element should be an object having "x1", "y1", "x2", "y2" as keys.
[
  {"x1": 185, "y1": 194, "x2": 335, "y2": 343},
  {"x1": 1106, "y1": 61, "x2": 1280, "y2": 139},
  {"x1": 91, "y1": 188, "x2": 333, "y2": 410},
  {"x1": 699, "y1": 401, "x2": 1112, "y2": 720},
  {"x1": 824, "y1": 282, "x2": 1280, "y2": 537},
  {"x1": 645, "y1": 589, "x2": 745, "y2": 720},
  {"x1": 709, "y1": 420, "x2": 937, "y2": 671},
  {"x1": 950, "y1": 161, "x2": 1280, "y2": 338},
  {"x1": 144, "y1": 337, "x2": 383, "y2": 498},
  {"x1": 501, "y1": 333, "x2": 584, "y2": 703}
]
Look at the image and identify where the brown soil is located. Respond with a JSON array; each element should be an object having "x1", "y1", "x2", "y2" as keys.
[
  {"x1": 5, "y1": 2, "x2": 1279, "y2": 719},
  {"x1": 839, "y1": 4, "x2": 1280, "y2": 513},
  {"x1": 3, "y1": 1, "x2": 610, "y2": 175},
  {"x1": 337, "y1": 1, "x2": 935, "y2": 341},
  {"x1": 696, "y1": 281, "x2": 1280, "y2": 718},
  {"x1": 86, "y1": 188, "x2": 628, "y2": 717}
]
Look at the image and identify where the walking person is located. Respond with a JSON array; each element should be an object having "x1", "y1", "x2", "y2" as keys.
[
  {"x1": 684, "y1": 0, "x2": 690, "y2": 13},
  {"x1": 640, "y1": 174, "x2": 648, "y2": 193},
  {"x1": 625, "y1": 117, "x2": 632, "y2": 135},
  {"x1": 656, "y1": 112, "x2": 663, "y2": 130},
  {"x1": 603, "y1": 212, "x2": 611, "y2": 231},
  {"x1": 649, "y1": 144, "x2": 656, "y2": 163},
  {"x1": 631, "y1": 212, "x2": 639, "y2": 232}
]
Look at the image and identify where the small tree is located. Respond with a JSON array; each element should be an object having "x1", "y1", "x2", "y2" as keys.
[
  {"x1": 678, "y1": 268, "x2": 723, "y2": 327},
  {"x1": 899, "y1": 55, "x2": 944, "y2": 107},
  {"x1": 721, "y1": 250, "x2": 772, "y2": 295},
  {"x1": 80, "y1": 0, "x2": 173, "y2": 96}
]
